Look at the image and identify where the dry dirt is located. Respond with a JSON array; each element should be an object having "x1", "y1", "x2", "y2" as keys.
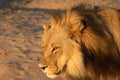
[{"x1": 0, "y1": 0, "x2": 120, "y2": 80}]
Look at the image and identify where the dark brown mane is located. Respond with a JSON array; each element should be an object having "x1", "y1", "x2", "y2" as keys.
[{"x1": 61, "y1": 4, "x2": 120, "y2": 79}]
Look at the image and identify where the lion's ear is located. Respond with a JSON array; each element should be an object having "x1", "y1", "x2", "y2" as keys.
[
  {"x1": 70, "y1": 19, "x2": 86, "y2": 34},
  {"x1": 43, "y1": 24, "x2": 51, "y2": 31},
  {"x1": 50, "y1": 14, "x2": 59, "y2": 26}
]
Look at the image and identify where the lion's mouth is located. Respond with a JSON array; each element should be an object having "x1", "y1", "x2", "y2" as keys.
[
  {"x1": 45, "y1": 71, "x2": 61, "y2": 78},
  {"x1": 43, "y1": 69, "x2": 61, "y2": 78},
  {"x1": 55, "y1": 70, "x2": 61, "y2": 75},
  {"x1": 46, "y1": 73, "x2": 57, "y2": 78}
]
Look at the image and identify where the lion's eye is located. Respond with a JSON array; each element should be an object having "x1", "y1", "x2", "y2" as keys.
[
  {"x1": 42, "y1": 47, "x2": 45, "y2": 50},
  {"x1": 51, "y1": 47, "x2": 60, "y2": 53}
]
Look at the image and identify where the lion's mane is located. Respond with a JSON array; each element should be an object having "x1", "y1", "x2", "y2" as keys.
[{"x1": 62, "y1": 5, "x2": 120, "y2": 80}]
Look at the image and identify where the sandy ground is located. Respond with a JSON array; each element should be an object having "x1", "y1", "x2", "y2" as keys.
[{"x1": 0, "y1": 0, "x2": 120, "y2": 80}]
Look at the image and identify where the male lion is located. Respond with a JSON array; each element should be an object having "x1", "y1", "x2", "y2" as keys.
[{"x1": 39, "y1": 4, "x2": 120, "y2": 80}]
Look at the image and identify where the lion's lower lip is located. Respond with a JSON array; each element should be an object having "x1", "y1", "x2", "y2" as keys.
[
  {"x1": 44, "y1": 70, "x2": 61, "y2": 78},
  {"x1": 46, "y1": 73, "x2": 58, "y2": 78},
  {"x1": 45, "y1": 71, "x2": 61, "y2": 75}
]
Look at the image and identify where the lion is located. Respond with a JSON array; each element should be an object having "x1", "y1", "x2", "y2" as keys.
[{"x1": 39, "y1": 4, "x2": 120, "y2": 80}]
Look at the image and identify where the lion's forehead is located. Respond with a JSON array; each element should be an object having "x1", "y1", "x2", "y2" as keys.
[
  {"x1": 42, "y1": 33, "x2": 60, "y2": 47},
  {"x1": 43, "y1": 28, "x2": 68, "y2": 41}
]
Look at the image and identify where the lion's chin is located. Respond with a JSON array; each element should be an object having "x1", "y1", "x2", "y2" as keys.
[
  {"x1": 45, "y1": 70, "x2": 61, "y2": 78},
  {"x1": 46, "y1": 73, "x2": 58, "y2": 78}
]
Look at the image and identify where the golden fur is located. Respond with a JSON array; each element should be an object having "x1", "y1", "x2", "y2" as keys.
[{"x1": 39, "y1": 4, "x2": 120, "y2": 80}]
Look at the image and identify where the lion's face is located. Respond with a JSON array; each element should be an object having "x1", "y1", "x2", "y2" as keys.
[
  {"x1": 39, "y1": 11, "x2": 86, "y2": 78},
  {"x1": 39, "y1": 24, "x2": 74, "y2": 78}
]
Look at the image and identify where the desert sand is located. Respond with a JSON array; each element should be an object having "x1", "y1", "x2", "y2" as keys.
[{"x1": 0, "y1": 0, "x2": 120, "y2": 80}]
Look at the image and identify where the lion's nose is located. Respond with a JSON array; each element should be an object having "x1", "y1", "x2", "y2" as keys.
[
  {"x1": 39, "y1": 64, "x2": 48, "y2": 70},
  {"x1": 41, "y1": 66, "x2": 48, "y2": 70}
]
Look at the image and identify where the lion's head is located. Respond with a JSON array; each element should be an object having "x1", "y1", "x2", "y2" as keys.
[{"x1": 39, "y1": 4, "x2": 120, "y2": 80}]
